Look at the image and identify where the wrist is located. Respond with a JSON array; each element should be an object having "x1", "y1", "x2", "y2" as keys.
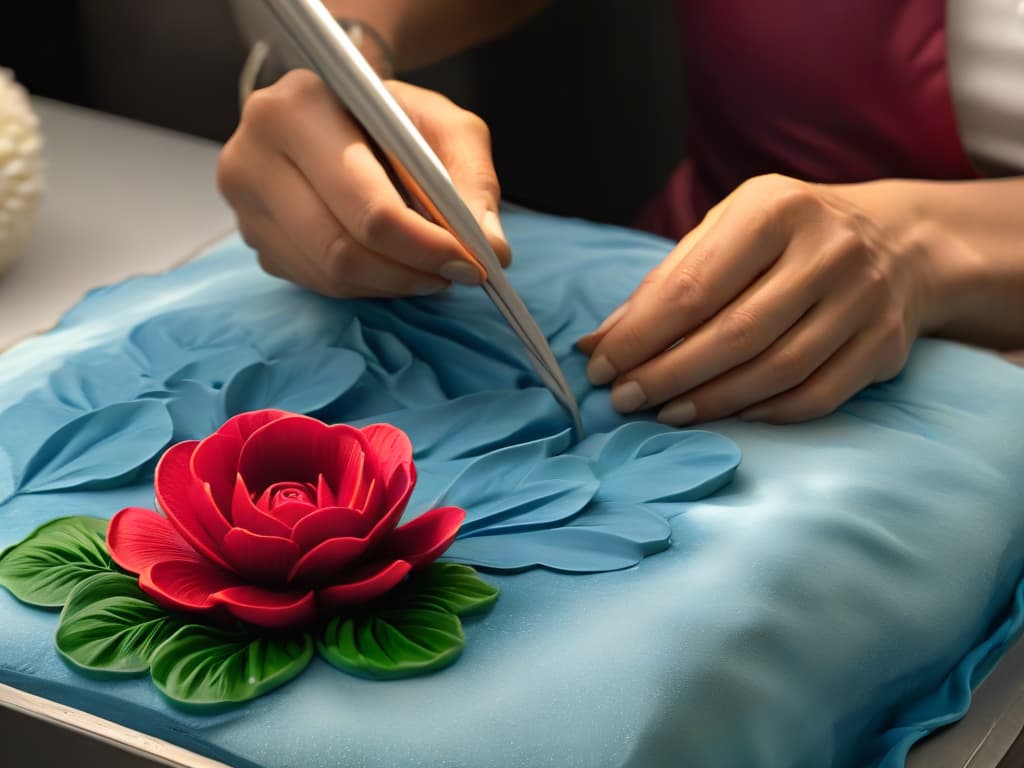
[{"x1": 827, "y1": 179, "x2": 978, "y2": 337}]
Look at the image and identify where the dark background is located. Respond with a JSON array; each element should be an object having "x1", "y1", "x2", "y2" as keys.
[{"x1": 0, "y1": 0, "x2": 686, "y2": 226}]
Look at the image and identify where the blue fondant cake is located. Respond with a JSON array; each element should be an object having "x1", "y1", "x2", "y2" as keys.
[{"x1": 1, "y1": 210, "x2": 1023, "y2": 767}]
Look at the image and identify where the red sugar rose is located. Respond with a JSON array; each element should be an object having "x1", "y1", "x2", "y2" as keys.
[{"x1": 107, "y1": 410, "x2": 465, "y2": 629}]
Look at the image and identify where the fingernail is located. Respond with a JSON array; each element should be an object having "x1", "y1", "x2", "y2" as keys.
[
  {"x1": 658, "y1": 400, "x2": 696, "y2": 426},
  {"x1": 587, "y1": 354, "x2": 617, "y2": 386},
  {"x1": 739, "y1": 406, "x2": 770, "y2": 422},
  {"x1": 592, "y1": 302, "x2": 630, "y2": 337},
  {"x1": 440, "y1": 260, "x2": 483, "y2": 286},
  {"x1": 611, "y1": 380, "x2": 647, "y2": 412},
  {"x1": 483, "y1": 210, "x2": 506, "y2": 244}
]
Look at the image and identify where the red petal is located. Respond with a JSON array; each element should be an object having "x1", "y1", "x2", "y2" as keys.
[
  {"x1": 267, "y1": 500, "x2": 317, "y2": 528},
  {"x1": 316, "y1": 473, "x2": 337, "y2": 508},
  {"x1": 196, "y1": 412, "x2": 294, "y2": 509},
  {"x1": 317, "y1": 560, "x2": 411, "y2": 609},
  {"x1": 363, "y1": 464, "x2": 415, "y2": 548},
  {"x1": 287, "y1": 536, "x2": 371, "y2": 584},
  {"x1": 238, "y1": 416, "x2": 366, "y2": 494},
  {"x1": 191, "y1": 410, "x2": 288, "y2": 512},
  {"x1": 107, "y1": 507, "x2": 205, "y2": 575},
  {"x1": 333, "y1": 441, "x2": 375, "y2": 510},
  {"x1": 361, "y1": 423, "x2": 413, "y2": 483},
  {"x1": 221, "y1": 527, "x2": 300, "y2": 583},
  {"x1": 383, "y1": 506, "x2": 466, "y2": 568},
  {"x1": 230, "y1": 474, "x2": 291, "y2": 537},
  {"x1": 218, "y1": 409, "x2": 291, "y2": 443},
  {"x1": 190, "y1": 433, "x2": 240, "y2": 517},
  {"x1": 155, "y1": 442, "x2": 232, "y2": 570},
  {"x1": 290, "y1": 506, "x2": 370, "y2": 551},
  {"x1": 213, "y1": 585, "x2": 316, "y2": 629},
  {"x1": 140, "y1": 558, "x2": 242, "y2": 613}
]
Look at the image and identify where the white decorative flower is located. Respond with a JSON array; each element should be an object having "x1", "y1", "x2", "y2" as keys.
[{"x1": 0, "y1": 68, "x2": 44, "y2": 275}]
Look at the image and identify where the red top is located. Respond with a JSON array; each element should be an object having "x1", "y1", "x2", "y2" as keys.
[{"x1": 634, "y1": 0, "x2": 978, "y2": 239}]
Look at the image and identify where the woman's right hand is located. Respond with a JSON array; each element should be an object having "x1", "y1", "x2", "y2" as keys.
[{"x1": 217, "y1": 69, "x2": 510, "y2": 299}]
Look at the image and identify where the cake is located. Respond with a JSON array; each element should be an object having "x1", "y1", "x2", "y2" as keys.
[{"x1": 1, "y1": 210, "x2": 1023, "y2": 767}]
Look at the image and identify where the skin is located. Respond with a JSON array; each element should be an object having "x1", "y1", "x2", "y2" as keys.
[
  {"x1": 575, "y1": 174, "x2": 1024, "y2": 425},
  {"x1": 220, "y1": 2, "x2": 1024, "y2": 425}
]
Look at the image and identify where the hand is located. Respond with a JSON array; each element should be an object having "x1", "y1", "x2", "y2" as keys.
[
  {"x1": 577, "y1": 174, "x2": 944, "y2": 425},
  {"x1": 217, "y1": 69, "x2": 510, "y2": 299}
]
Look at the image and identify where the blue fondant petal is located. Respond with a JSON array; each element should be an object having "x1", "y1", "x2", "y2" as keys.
[
  {"x1": 444, "y1": 526, "x2": 652, "y2": 573},
  {"x1": 160, "y1": 380, "x2": 225, "y2": 443},
  {"x1": 0, "y1": 396, "x2": 78, "y2": 480},
  {"x1": 127, "y1": 310, "x2": 252, "y2": 380},
  {"x1": 15, "y1": 401, "x2": 173, "y2": 495},
  {"x1": 49, "y1": 354, "x2": 150, "y2": 411},
  {"x1": 575, "y1": 423, "x2": 742, "y2": 504},
  {"x1": 430, "y1": 430, "x2": 587, "y2": 529},
  {"x1": 223, "y1": 347, "x2": 365, "y2": 417},
  {"x1": 351, "y1": 389, "x2": 567, "y2": 462},
  {"x1": 564, "y1": 502, "x2": 672, "y2": 553}
]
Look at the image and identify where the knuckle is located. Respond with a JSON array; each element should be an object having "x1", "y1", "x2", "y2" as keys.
[
  {"x1": 240, "y1": 86, "x2": 284, "y2": 127},
  {"x1": 276, "y1": 68, "x2": 326, "y2": 105},
  {"x1": 321, "y1": 234, "x2": 355, "y2": 286},
  {"x1": 857, "y1": 261, "x2": 889, "y2": 299},
  {"x1": 354, "y1": 201, "x2": 401, "y2": 247},
  {"x1": 772, "y1": 182, "x2": 823, "y2": 219},
  {"x1": 459, "y1": 108, "x2": 490, "y2": 139},
  {"x1": 659, "y1": 265, "x2": 707, "y2": 316},
  {"x1": 765, "y1": 343, "x2": 809, "y2": 386},
  {"x1": 215, "y1": 140, "x2": 244, "y2": 199},
  {"x1": 717, "y1": 307, "x2": 762, "y2": 355}
]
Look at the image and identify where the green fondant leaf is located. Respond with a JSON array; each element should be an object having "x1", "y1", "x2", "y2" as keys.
[
  {"x1": 398, "y1": 563, "x2": 500, "y2": 617},
  {"x1": 150, "y1": 624, "x2": 313, "y2": 709},
  {"x1": 318, "y1": 607, "x2": 465, "y2": 680},
  {"x1": 55, "y1": 572, "x2": 187, "y2": 676},
  {"x1": 0, "y1": 516, "x2": 113, "y2": 607}
]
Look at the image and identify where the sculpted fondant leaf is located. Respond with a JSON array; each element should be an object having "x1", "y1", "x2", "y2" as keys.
[
  {"x1": 224, "y1": 347, "x2": 366, "y2": 417},
  {"x1": 445, "y1": 526, "x2": 659, "y2": 573},
  {"x1": 574, "y1": 422, "x2": 742, "y2": 504},
  {"x1": 318, "y1": 607, "x2": 464, "y2": 680},
  {"x1": 161, "y1": 379, "x2": 224, "y2": 442},
  {"x1": 431, "y1": 432, "x2": 596, "y2": 537},
  {"x1": 0, "y1": 516, "x2": 113, "y2": 607},
  {"x1": 56, "y1": 572, "x2": 188, "y2": 676},
  {"x1": 16, "y1": 401, "x2": 173, "y2": 495},
  {"x1": 150, "y1": 624, "x2": 313, "y2": 709},
  {"x1": 127, "y1": 310, "x2": 253, "y2": 381},
  {"x1": 48, "y1": 354, "x2": 152, "y2": 412},
  {"x1": 351, "y1": 390, "x2": 569, "y2": 461},
  {"x1": 394, "y1": 563, "x2": 499, "y2": 617}
]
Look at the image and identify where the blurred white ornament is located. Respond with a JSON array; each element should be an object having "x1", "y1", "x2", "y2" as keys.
[{"x1": 0, "y1": 69, "x2": 44, "y2": 275}]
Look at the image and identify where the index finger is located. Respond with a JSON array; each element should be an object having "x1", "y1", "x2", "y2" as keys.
[{"x1": 263, "y1": 72, "x2": 483, "y2": 284}]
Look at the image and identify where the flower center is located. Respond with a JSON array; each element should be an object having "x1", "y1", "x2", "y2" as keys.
[{"x1": 255, "y1": 481, "x2": 317, "y2": 519}]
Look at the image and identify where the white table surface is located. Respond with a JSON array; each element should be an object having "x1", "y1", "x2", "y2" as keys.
[
  {"x1": 0, "y1": 97, "x2": 1020, "y2": 768},
  {"x1": 0, "y1": 97, "x2": 235, "y2": 350}
]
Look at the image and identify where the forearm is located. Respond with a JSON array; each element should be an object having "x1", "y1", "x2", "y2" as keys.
[
  {"x1": 834, "y1": 177, "x2": 1024, "y2": 349},
  {"x1": 322, "y1": 0, "x2": 550, "y2": 72}
]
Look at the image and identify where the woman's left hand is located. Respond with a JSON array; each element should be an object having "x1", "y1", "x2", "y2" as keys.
[{"x1": 577, "y1": 173, "x2": 946, "y2": 425}]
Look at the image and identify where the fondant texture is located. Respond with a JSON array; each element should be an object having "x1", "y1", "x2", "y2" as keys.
[{"x1": 1, "y1": 211, "x2": 1023, "y2": 767}]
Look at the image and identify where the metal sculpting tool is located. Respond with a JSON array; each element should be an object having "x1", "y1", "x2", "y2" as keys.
[{"x1": 259, "y1": 0, "x2": 584, "y2": 435}]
